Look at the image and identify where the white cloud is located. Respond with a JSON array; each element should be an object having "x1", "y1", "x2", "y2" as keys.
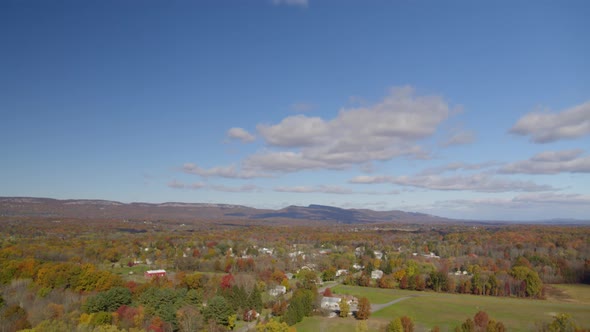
[
  {"x1": 244, "y1": 151, "x2": 336, "y2": 172},
  {"x1": 271, "y1": 0, "x2": 308, "y2": 7},
  {"x1": 440, "y1": 130, "x2": 476, "y2": 147},
  {"x1": 500, "y1": 149, "x2": 590, "y2": 174},
  {"x1": 513, "y1": 192, "x2": 590, "y2": 205},
  {"x1": 531, "y1": 149, "x2": 583, "y2": 162},
  {"x1": 210, "y1": 184, "x2": 261, "y2": 193},
  {"x1": 510, "y1": 100, "x2": 590, "y2": 143},
  {"x1": 274, "y1": 185, "x2": 353, "y2": 194},
  {"x1": 349, "y1": 175, "x2": 393, "y2": 184},
  {"x1": 248, "y1": 86, "x2": 451, "y2": 172},
  {"x1": 257, "y1": 115, "x2": 329, "y2": 147},
  {"x1": 393, "y1": 174, "x2": 554, "y2": 192},
  {"x1": 417, "y1": 161, "x2": 501, "y2": 176},
  {"x1": 273, "y1": 185, "x2": 399, "y2": 195},
  {"x1": 167, "y1": 180, "x2": 205, "y2": 190},
  {"x1": 227, "y1": 127, "x2": 255, "y2": 143},
  {"x1": 182, "y1": 163, "x2": 271, "y2": 179},
  {"x1": 435, "y1": 193, "x2": 590, "y2": 210},
  {"x1": 350, "y1": 173, "x2": 555, "y2": 193},
  {"x1": 167, "y1": 180, "x2": 260, "y2": 192}
]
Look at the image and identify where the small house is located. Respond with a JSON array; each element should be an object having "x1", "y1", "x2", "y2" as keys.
[
  {"x1": 371, "y1": 269, "x2": 384, "y2": 279},
  {"x1": 269, "y1": 285, "x2": 287, "y2": 297},
  {"x1": 336, "y1": 269, "x2": 348, "y2": 277},
  {"x1": 320, "y1": 296, "x2": 341, "y2": 311},
  {"x1": 373, "y1": 251, "x2": 383, "y2": 260}
]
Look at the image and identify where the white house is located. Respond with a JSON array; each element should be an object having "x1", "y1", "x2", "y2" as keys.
[
  {"x1": 371, "y1": 269, "x2": 384, "y2": 279},
  {"x1": 269, "y1": 285, "x2": 287, "y2": 297},
  {"x1": 354, "y1": 247, "x2": 364, "y2": 257},
  {"x1": 320, "y1": 296, "x2": 341, "y2": 311},
  {"x1": 373, "y1": 251, "x2": 383, "y2": 260},
  {"x1": 336, "y1": 269, "x2": 348, "y2": 277},
  {"x1": 260, "y1": 247, "x2": 274, "y2": 255},
  {"x1": 423, "y1": 252, "x2": 440, "y2": 259}
]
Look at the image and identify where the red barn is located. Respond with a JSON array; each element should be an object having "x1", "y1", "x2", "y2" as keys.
[{"x1": 144, "y1": 269, "x2": 166, "y2": 278}]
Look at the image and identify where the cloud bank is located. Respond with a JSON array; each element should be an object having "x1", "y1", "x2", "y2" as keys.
[
  {"x1": 500, "y1": 149, "x2": 590, "y2": 174},
  {"x1": 246, "y1": 86, "x2": 453, "y2": 172},
  {"x1": 350, "y1": 173, "x2": 555, "y2": 193},
  {"x1": 510, "y1": 100, "x2": 590, "y2": 143}
]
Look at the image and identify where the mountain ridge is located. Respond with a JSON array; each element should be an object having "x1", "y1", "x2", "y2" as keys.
[
  {"x1": 0, "y1": 196, "x2": 447, "y2": 224},
  {"x1": 1, "y1": 196, "x2": 588, "y2": 225}
]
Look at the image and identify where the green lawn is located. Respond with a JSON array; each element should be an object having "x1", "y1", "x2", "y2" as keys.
[
  {"x1": 331, "y1": 285, "x2": 405, "y2": 304},
  {"x1": 295, "y1": 316, "x2": 382, "y2": 332},
  {"x1": 107, "y1": 264, "x2": 152, "y2": 282},
  {"x1": 373, "y1": 292, "x2": 590, "y2": 332},
  {"x1": 299, "y1": 285, "x2": 590, "y2": 332},
  {"x1": 549, "y1": 284, "x2": 590, "y2": 304}
]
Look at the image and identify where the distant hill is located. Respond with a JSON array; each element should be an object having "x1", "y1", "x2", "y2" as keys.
[
  {"x1": 2, "y1": 197, "x2": 587, "y2": 225},
  {"x1": 0, "y1": 197, "x2": 449, "y2": 224}
]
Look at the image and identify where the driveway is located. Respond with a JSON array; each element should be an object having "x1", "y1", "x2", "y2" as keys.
[{"x1": 370, "y1": 295, "x2": 422, "y2": 313}]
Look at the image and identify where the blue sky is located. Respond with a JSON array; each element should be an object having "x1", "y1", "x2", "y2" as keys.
[{"x1": 1, "y1": 0, "x2": 589, "y2": 220}]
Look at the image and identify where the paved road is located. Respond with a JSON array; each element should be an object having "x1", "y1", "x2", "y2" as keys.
[{"x1": 370, "y1": 295, "x2": 421, "y2": 313}]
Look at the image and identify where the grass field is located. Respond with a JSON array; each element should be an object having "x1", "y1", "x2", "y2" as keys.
[
  {"x1": 295, "y1": 285, "x2": 590, "y2": 332},
  {"x1": 331, "y1": 285, "x2": 406, "y2": 304},
  {"x1": 547, "y1": 284, "x2": 590, "y2": 304},
  {"x1": 295, "y1": 316, "x2": 383, "y2": 332}
]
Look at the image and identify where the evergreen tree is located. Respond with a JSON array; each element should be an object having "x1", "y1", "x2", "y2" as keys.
[
  {"x1": 83, "y1": 287, "x2": 132, "y2": 313},
  {"x1": 203, "y1": 296, "x2": 233, "y2": 327},
  {"x1": 248, "y1": 286, "x2": 263, "y2": 312}
]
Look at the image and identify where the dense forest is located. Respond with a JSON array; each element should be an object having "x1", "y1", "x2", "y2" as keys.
[{"x1": 1, "y1": 217, "x2": 588, "y2": 331}]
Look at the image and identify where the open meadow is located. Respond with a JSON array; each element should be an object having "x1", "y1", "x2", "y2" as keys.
[{"x1": 295, "y1": 285, "x2": 590, "y2": 332}]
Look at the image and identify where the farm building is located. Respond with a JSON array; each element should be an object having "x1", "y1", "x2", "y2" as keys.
[{"x1": 144, "y1": 269, "x2": 166, "y2": 278}]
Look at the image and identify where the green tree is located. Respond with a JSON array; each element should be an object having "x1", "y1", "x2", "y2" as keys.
[
  {"x1": 510, "y1": 266, "x2": 542, "y2": 297},
  {"x1": 486, "y1": 320, "x2": 506, "y2": 332},
  {"x1": 138, "y1": 287, "x2": 186, "y2": 329},
  {"x1": 185, "y1": 288, "x2": 203, "y2": 306},
  {"x1": 386, "y1": 318, "x2": 403, "y2": 332},
  {"x1": 256, "y1": 319, "x2": 291, "y2": 332},
  {"x1": 203, "y1": 296, "x2": 233, "y2": 327},
  {"x1": 548, "y1": 313, "x2": 577, "y2": 332},
  {"x1": 322, "y1": 267, "x2": 337, "y2": 281},
  {"x1": 339, "y1": 299, "x2": 350, "y2": 318},
  {"x1": 18, "y1": 319, "x2": 74, "y2": 332},
  {"x1": 428, "y1": 271, "x2": 448, "y2": 292},
  {"x1": 297, "y1": 269, "x2": 318, "y2": 291},
  {"x1": 248, "y1": 286, "x2": 263, "y2": 312},
  {"x1": 356, "y1": 320, "x2": 369, "y2": 332},
  {"x1": 83, "y1": 287, "x2": 132, "y2": 313},
  {"x1": 460, "y1": 318, "x2": 475, "y2": 332},
  {"x1": 90, "y1": 311, "x2": 113, "y2": 326},
  {"x1": 283, "y1": 289, "x2": 315, "y2": 325}
]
